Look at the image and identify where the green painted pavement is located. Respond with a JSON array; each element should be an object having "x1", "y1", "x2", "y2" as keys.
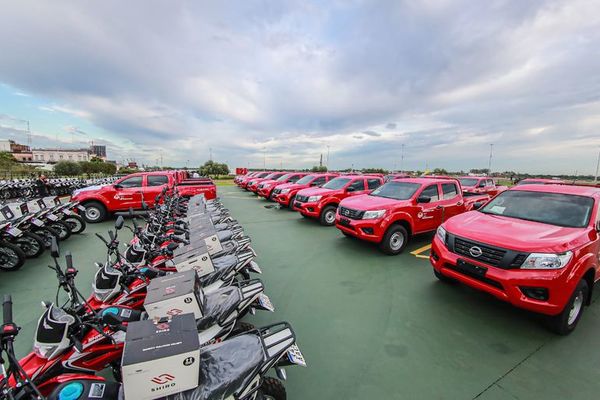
[{"x1": 1, "y1": 188, "x2": 598, "y2": 399}]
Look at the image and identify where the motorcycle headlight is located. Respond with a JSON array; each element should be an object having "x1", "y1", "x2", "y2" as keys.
[
  {"x1": 436, "y1": 226, "x2": 447, "y2": 243},
  {"x1": 34, "y1": 344, "x2": 59, "y2": 359},
  {"x1": 307, "y1": 195, "x2": 322, "y2": 202},
  {"x1": 362, "y1": 210, "x2": 386, "y2": 219},
  {"x1": 281, "y1": 189, "x2": 290, "y2": 194},
  {"x1": 521, "y1": 252, "x2": 573, "y2": 270}
]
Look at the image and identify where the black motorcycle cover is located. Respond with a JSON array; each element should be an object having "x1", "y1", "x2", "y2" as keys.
[
  {"x1": 165, "y1": 335, "x2": 264, "y2": 400},
  {"x1": 196, "y1": 286, "x2": 241, "y2": 331}
]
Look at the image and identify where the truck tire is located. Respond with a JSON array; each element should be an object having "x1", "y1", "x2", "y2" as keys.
[
  {"x1": 83, "y1": 201, "x2": 107, "y2": 223},
  {"x1": 260, "y1": 377, "x2": 286, "y2": 400},
  {"x1": 379, "y1": 225, "x2": 409, "y2": 255},
  {"x1": 319, "y1": 205, "x2": 337, "y2": 226},
  {"x1": 546, "y1": 279, "x2": 588, "y2": 335},
  {"x1": 433, "y1": 268, "x2": 456, "y2": 283},
  {"x1": 288, "y1": 195, "x2": 297, "y2": 209}
]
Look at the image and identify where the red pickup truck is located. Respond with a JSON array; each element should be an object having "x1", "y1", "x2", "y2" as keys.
[
  {"x1": 247, "y1": 172, "x2": 286, "y2": 193},
  {"x1": 294, "y1": 175, "x2": 384, "y2": 226},
  {"x1": 71, "y1": 170, "x2": 216, "y2": 223},
  {"x1": 430, "y1": 184, "x2": 600, "y2": 334},
  {"x1": 257, "y1": 172, "x2": 308, "y2": 199},
  {"x1": 240, "y1": 171, "x2": 272, "y2": 190},
  {"x1": 272, "y1": 173, "x2": 338, "y2": 208},
  {"x1": 335, "y1": 177, "x2": 489, "y2": 254},
  {"x1": 458, "y1": 176, "x2": 508, "y2": 197}
]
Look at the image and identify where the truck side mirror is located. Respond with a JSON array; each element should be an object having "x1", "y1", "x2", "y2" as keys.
[
  {"x1": 477, "y1": 182, "x2": 485, "y2": 188},
  {"x1": 346, "y1": 186, "x2": 356, "y2": 192},
  {"x1": 595, "y1": 220, "x2": 600, "y2": 233},
  {"x1": 472, "y1": 201, "x2": 484, "y2": 210},
  {"x1": 114, "y1": 184, "x2": 122, "y2": 190},
  {"x1": 416, "y1": 196, "x2": 431, "y2": 204}
]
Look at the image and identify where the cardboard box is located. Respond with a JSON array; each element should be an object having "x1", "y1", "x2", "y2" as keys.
[
  {"x1": 173, "y1": 247, "x2": 215, "y2": 278},
  {"x1": 121, "y1": 314, "x2": 200, "y2": 399},
  {"x1": 144, "y1": 270, "x2": 203, "y2": 320}
]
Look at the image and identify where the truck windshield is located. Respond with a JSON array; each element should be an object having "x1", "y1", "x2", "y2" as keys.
[
  {"x1": 480, "y1": 191, "x2": 594, "y2": 228},
  {"x1": 257, "y1": 172, "x2": 270, "y2": 178},
  {"x1": 322, "y1": 177, "x2": 351, "y2": 190},
  {"x1": 458, "y1": 178, "x2": 478, "y2": 187},
  {"x1": 276, "y1": 174, "x2": 290, "y2": 182},
  {"x1": 370, "y1": 182, "x2": 420, "y2": 200},
  {"x1": 296, "y1": 175, "x2": 315, "y2": 185}
]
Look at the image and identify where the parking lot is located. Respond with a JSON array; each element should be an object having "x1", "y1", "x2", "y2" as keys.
[{"x1": 2, "y1": 186, "x2": 599, "y2": 399}]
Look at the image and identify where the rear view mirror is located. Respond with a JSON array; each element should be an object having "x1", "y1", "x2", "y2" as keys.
[
  {"x1": 115, "y1": 216, "x2": 124, "y2": 230},
  {"x1": 417, "y1": 196, "x2": 431, "y2": 204},
  {"x1": 50, "y1": 237, "x2": 60, "y2": 258}
]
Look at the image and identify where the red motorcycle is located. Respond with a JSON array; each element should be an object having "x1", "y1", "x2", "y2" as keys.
[{"x1": 11, "y1": 241, "x2": 140, "y2": 396}]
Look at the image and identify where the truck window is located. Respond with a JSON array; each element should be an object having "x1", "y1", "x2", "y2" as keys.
[
  {"x1": 119, "y1": 176, "x2": 142, "y2": 188},
  {"x1": 441, "y1": 183, "x2": 458, "y2": 199},
  {"x1": 420, "y1": 184, "x2": 440, "y2": 202},
  {"x1": 486, "y1": 179, "x2": 494, "y2": 187},
  {"x1": 288, "y1": 175, "x2": 302, "y2": 183},
  {"x1": 367, "y1": 178, "x2": 382, "y2": 190},
  {"x1": 311, "y1": 177, "x2": 327, "y2": 186},
  {"x1": 348, "y1": 179, "x2": 366, "y2": 191},
  {"x1": 147, "y1": 175, "x2": 169, "y2": 186}
]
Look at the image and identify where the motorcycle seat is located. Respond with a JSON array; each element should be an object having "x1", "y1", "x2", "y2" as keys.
[
  {"x1": 196, "y1": 286, "x2": 241, "y2": 331},
  {"x1": 170, "y1": 334, "x2": 264, "y2": 400}
]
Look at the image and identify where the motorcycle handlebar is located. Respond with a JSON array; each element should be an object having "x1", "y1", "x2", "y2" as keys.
[
  {"x1": 3, "y1": 294, "x2": 13, "y2": 325},
  {"x1": 95, "y1": 233, "x2": 108, "y2": 245},
  {"x1": 65, "y1": 252, "x2": 73, "y2": 270},
  {"x1": 108, "y1": 230, "x2": 115, "y2": 241}
]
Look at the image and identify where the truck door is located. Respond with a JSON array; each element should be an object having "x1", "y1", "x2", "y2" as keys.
[
  {"x1": 415, "y1": 183, "x2": 443, "y2": 233},
  {"x1": 344, "y1": 178, "x2": 368, "y2": 198},
  {"x1": 143, "y1": 175, "x2": 170, "y2": 206},
  {"x1": 439, "y1": 182, "x2": 463, "y2": 221},
  {"x1": 113, "y1": 176, "x2": 144, "y2": 210}
]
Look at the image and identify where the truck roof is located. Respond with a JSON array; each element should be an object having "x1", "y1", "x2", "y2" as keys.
[
  {"x1": 335, "y1": 174, "x2": 382, "y2": 179},
  {"x1": 393, "y1": 177, "x2": 459, "y2": 185},
  {"x1": 510, "y1": 184, "x2": 600, "y2": 197}
]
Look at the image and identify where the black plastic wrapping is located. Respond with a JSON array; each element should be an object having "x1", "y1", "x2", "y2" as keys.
[
  {"x1": 165, "y1": 335, "x2": 264, "y2": 400},
  {"x1": 196, "y1": 286, "x2": 241, "y2": 331}
]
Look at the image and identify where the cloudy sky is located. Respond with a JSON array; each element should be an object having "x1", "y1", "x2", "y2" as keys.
[{"x1": 0, "y1": 0, "x2": 599, "y2": 174}]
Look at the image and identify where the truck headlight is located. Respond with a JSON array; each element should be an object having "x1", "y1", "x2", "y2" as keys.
[
  {"x1": 307, "y1": 195, "x2": 322, "y2": 202},
  {"x1": 521, "y1": 252, "x2": 572, "y2": 269},
  {"x1": 362, "y1": 210, "x2": 385, "y2": 219},
  {"x1": 436, "y1": 226, "x2": 446, "y2": 243},
  {"x1": 281, "y1": 189, "x2": 290, "y2": 194}
]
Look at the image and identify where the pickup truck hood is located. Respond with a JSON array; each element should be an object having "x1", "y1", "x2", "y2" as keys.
[
  {"x1": 340, "y1": 194, "x2": 409, "y2": 210},
  {"x1": 445, "y1": 211, "x2": 589, "y2": 253},
  {"x1": 72, "y1": 184, "x2": 109, "y2": 197},
  {"x1": 297, "y1": 187, "x2": 334, "y2": 197}
]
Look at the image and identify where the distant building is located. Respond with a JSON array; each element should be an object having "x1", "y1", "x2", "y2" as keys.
[
  {"x1": 0, "y1": 139, "x2": 31, "y2": 153},
  {"x1": 12, "y1": 152, "x2": 33, "y2": 162},
  {"x1": 32, "y1": 149, "x2": 90, "y2": 163},
  {"x1": 90, "y1": 144, "x2": 107, "y2": 159}
]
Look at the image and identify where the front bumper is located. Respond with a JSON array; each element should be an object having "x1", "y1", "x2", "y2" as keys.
[
  {"x1": 257, "y1": 187, "x2": 273, "y2": 198},
  {"x1": 334, "y1": 215, "x2": 385, "y2": 243},
  {"x1": 274, "y1": 193, "x2": 292, "y2": 206},
  {"x1": 430, "y1": 235, "x2": 575, "y2": 316},
  {"x1": 293, "y1": 200, "x2": 320, "y2": 217}
]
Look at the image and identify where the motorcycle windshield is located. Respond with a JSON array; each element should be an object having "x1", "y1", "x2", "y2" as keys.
[
  {"x1": 93, "y1": 264, "x2": 122, "y2": 298},
  {"x1": 36, "y1": 305, "x2": 74, "y2": 344}
]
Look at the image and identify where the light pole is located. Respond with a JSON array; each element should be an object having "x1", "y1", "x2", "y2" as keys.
[
  {"x1": 263, "y1": 147, "x2": 266, "y2": 170},
  {"x1": 488, "y1": 144, "x2": 494, "y2": 174},
  {"x1": 401, "y1": 144, "x2": 405, "y2": 172},
  {"x1": 594, "y1": 148, "x2": 600, "y2": 183}
]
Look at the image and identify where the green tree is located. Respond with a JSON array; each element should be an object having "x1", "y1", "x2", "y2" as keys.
[
  {"x1": 361, "y1": 168, "x2": 388, "y2": 174},
  {"x1": 199, "y1": 160, "x2": 229, "y2": 177},
  {"x1": 54, "y1": 161, "x2": 82, "y2": 176},
  {"x1": 432, "y1": 168, "x2": 448, "y2": 175},
  {"x1": 311, "y1": 165, "x2": 328, "y2": 172}
]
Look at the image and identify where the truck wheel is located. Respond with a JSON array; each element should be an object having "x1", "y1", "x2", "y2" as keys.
[
  {"x1": 319, "y1": 205, "x2": 337, "y2": 226},
  {"x1": 288, "y1": 195, "x2": 297, "y2": 209},
  {"x1": 379, "y1": 225, "x2": 409, "y2": 255},
  {"x1": 546, "y1": 279, "x2": 588, "y2": 335},
  {"x1": 433, "y1": 268, "x2": 456, "y2": 283},
  {"x1": 260, "y1": 377, "x2": 286, "y2": 400},
  {"x1": 83, "y1": 201, "x2": 107, "y2": 223}
]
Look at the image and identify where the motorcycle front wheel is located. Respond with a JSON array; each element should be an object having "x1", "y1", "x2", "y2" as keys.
[
  {"x1": 0, "y1": 241, "x2": 26, "y2": 271},
  {"x1": 14, "y1": 231, "x2": 45, "y2": 258},
  {"x1": 49, "y1": 221, "x2": 72, "y2": 241},
  {"x1": 64, "y1": 215, "x2": 86, "y2": 234},
  {"x1": 35, "y1": 227, "x2": 61, "y2": 248}
]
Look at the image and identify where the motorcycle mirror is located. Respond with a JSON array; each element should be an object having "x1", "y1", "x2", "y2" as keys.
[
  {"x1": 40, "y1": 300, "x2": 51, "y2": 309},
  {"x1": 94, "y1": 262, "x2": 104, "y2": 268},
  {"x1": 128, "y1": 207, "x2": 134, "y2": 217},
  {"x1": 115, "y1": 216, "x2": 124, "y2": 230},
  {"x1": 102, "y1": 312, "x2": 123, "y2": 326},
  {"x1": 50, "y1": 237, "x2": 60, "y2": 258}
]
